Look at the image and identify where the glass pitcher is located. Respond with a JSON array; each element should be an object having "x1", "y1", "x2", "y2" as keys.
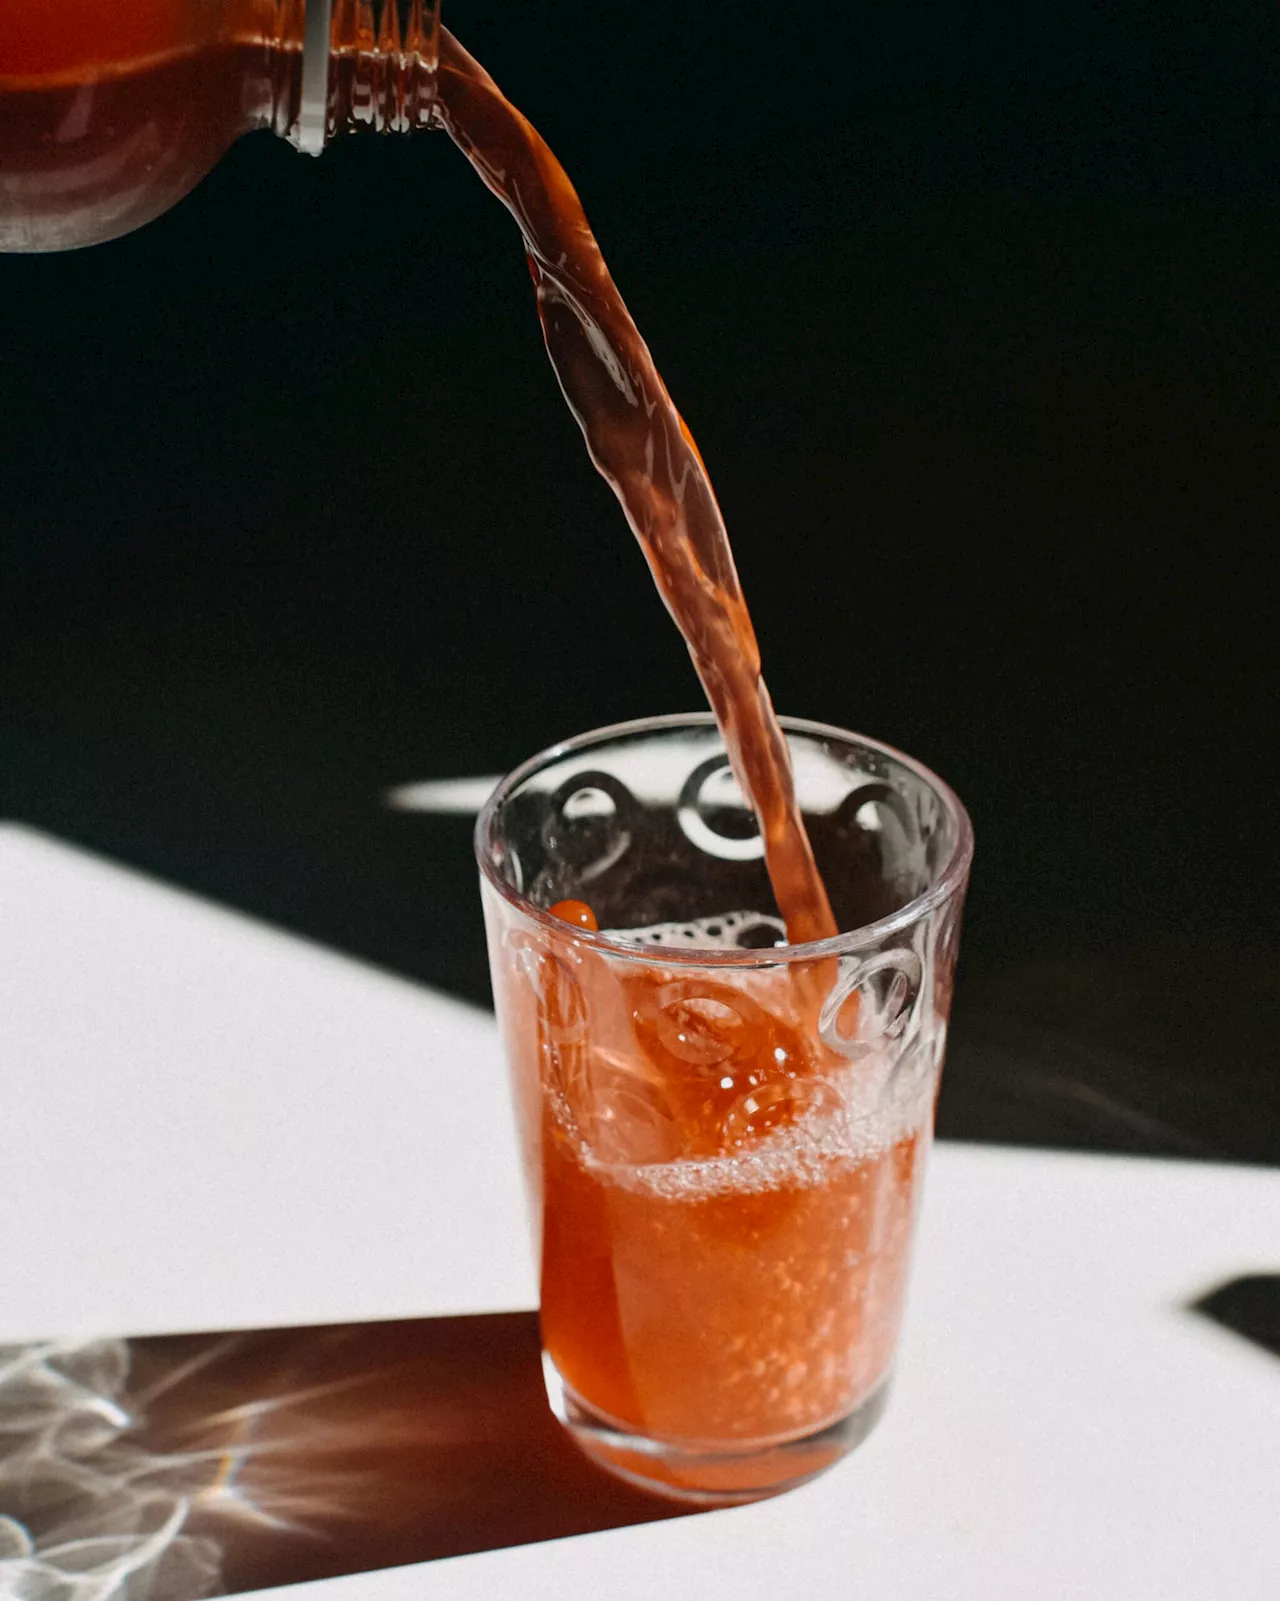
[{"x1": 0, "y1": 0, "x2": 441, "y2": 251}]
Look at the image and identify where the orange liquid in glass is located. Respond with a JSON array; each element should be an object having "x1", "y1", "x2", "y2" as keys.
[
  {"x1": 542, "y1": 1110, "x2": 923, "y2": 1447},
  {"x1": 494, "y1": 926, "x2": 932, "y2": 1470}
]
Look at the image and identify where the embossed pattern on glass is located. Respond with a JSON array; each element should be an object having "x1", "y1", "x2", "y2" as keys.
[{"x1": 477, "y1": 714, "x2": 973, "y2": 1503}]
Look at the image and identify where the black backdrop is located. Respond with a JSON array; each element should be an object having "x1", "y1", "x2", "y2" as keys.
[{"x1": 3, "y1": 3, "x2": 1277, "y2": 1159}]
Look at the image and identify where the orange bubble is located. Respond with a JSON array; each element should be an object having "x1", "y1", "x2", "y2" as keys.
[{"x1": 549, "y1": 898, "x2": 599, "y2": 932}]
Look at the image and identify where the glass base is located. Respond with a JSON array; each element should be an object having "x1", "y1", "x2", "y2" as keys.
[{"x1": 543, "y1": 1356, "x2": 892, "y2": 1505}]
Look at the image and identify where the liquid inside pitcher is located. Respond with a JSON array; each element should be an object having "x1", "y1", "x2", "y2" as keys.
[{"x1": 0, "y1": 0, "x2": 440, "y2": 251}]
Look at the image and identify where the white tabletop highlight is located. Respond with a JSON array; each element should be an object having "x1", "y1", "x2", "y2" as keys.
[{"x1": 2, "y1": 823, "x2": 1277, "y2": 1600}]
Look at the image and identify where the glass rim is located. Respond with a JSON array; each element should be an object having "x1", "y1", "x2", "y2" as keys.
[{"x1": 474, "y1": 712, "x2": 975, "y2": 968}]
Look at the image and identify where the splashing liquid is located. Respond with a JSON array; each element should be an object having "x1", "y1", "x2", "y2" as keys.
[{"x1": 434, "y1": 31, "x2": 837, "y2": 945}]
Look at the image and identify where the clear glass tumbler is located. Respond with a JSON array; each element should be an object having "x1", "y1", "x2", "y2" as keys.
[{"x1": 475, "y1": 714, "x2": 973, "y2": 1503}]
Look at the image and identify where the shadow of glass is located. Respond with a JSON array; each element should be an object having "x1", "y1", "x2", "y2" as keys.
[{"x1": 0, "y1": 1313, "x2": 687, "y2": 1599}]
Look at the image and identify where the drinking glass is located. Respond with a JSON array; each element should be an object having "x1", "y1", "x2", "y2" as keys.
[{"x1": 475, "y1": 714, "x2": 973, "y2": 1502}]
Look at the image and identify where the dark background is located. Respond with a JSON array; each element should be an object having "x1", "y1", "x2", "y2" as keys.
[{"x1": 3, "y1": 3, "x2": 1277, "y2": 1160}]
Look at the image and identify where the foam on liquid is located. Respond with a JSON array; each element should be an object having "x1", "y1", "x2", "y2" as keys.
[
  {"x1": 598, "y1": 1103, "x2": 917, "y2": 1202},
  {"x1": 603, "y1": 909, "x2": 788, "y2": 951}
]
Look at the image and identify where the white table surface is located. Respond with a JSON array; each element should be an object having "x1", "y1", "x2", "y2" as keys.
[{"x1": 3, "y1": 822, "x2": 1278, "y2": 1600}]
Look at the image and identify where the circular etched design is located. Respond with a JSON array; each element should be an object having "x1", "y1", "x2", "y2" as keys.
[
  {"x1": 818, "y1": 948, "x2": 923, "y2": 1060},
  {"x1": 676, "y1": 754, "x2": 766, "y2": 862},
  {"x1": 830, "y1": 781, "x2": 928, "y2": 899},
  {"x1": 831, "y1": 781, "x2": 916, "y2": 841},
  {"x1": 721, "y1": 1078, "x2": 846, "y2": 1149},
  {"x1": 638, "y1": 980, "x2": 771, "y2": 1070},
  {"x1": 585, "y1": 1067, "x2": 684, "y2": 1165},
  {"x1": 541, "y1": 769, "x2": 637, "y2": 881},
  {"x1": 507, "y1": 932, "x2": 590, "y2": 1129},
  {"x1": 511, "y1": 938, "x2": 587, "y2": 1044}
]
